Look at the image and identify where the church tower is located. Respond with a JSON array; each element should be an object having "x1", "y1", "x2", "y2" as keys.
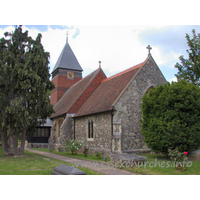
[{"x1": 50, "y1": 35, "x2": 83, "y2": 105}]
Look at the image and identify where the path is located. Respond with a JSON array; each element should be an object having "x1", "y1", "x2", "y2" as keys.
[{"x1": 25, "y1": 148, "x2": 139, "y2": 175}]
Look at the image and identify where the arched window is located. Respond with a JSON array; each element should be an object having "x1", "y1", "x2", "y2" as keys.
[{"x1": 145, "y1": 86, "x2": 154, "y2": 95}]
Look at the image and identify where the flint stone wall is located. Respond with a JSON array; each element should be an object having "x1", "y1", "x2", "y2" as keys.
[
  {"x1": 59, "y1": 114, "x2": 74, "y2": 145},
  {"x1": 113, "y1": 56, "x2": 166, "y2": 152},
  {"x1": 48, "y1": 115, "x2": 74, "y2": 149},
  {"x1": 75, "y1": 112, "x2": 112, "y2": 156},
  {"x1": 48, "y1": 120, "x2": 58, "y2": 149}
]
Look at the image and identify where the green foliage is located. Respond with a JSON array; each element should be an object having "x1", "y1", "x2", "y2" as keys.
[
  {"x1": 65, "y1": 140, "x2": 83, "y2": 155},
  {"x1": 168, "y1": 148, "x2": 187, "y2": 162},
  {"x1": 0, "y1": 25, "x2": 55, "y2": 155},
  {"x1": 140, "y1": 80, "x2": 200, "y2": 154},
  {"x1": 168, "y1": 148, "x2": 188, "y2": 171},
  {"x1": 57, "y1": 143, "x2": 62, "y2": 152},
  {"x1": 175, "y1": 29, "x2": 200, "y2": 86},
  {"x1": 95, "y1": 151, "x2": 104, "y2": 159},
  {"x1": 83, "y1": 146, "x2": 89, "y2": 157}
]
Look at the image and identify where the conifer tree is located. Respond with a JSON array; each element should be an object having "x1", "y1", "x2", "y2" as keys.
[
  {"x1": 175, "y1": 29, "x2": 200, "y2": 86},
  {"x1": 0, "y1": 26, "x2": 55, "y2": 156},
  {"x1": 140, "y1": 80, "x2": 200, "y2": 154}
]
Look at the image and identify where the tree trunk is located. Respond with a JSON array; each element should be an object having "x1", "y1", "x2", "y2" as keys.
[
  {"x1": 0, "y1": 126, "x2": 12, "y2": 156},
  {"x1": 19, "y1": 127, "x2": 28, "y2": 154},
  {"x1": 0, "y1": 125, "x2": 28, "y2": 156}
]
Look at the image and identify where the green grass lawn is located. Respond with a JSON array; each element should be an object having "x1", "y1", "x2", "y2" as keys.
[
  {"x1": 33, "y1": 148, "x2": 200, "y2": 175},
  {"x1": 0, "y1": 147, "x2": 103, "y2": 175},
  {"x1": 125, "y1": 153, "x2": 200, "y2": 175}
]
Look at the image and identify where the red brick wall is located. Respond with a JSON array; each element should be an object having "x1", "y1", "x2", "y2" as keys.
[{"x1": 50, "y1": 75, "x2": 82, "y2": 105}]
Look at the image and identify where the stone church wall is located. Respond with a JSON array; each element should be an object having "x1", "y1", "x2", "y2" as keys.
[
  {"x1": 48, "y1": 120, "x2": 58, "y2": 149},
  {"x1": 113, "y1": 56, "x2": 166, "y2": 152},
  {"x1": 59, "y1": 114, "x2": 74, "y2": 145},
  {"x1": 48, "y1": 115, "x2": 74, "y2": 150},
  {"x1": 75, "y1": 112, "x2": 112, "y2": 155}
]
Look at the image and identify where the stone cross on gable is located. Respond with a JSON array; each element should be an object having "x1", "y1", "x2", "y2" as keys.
[
  {"x1": 66, "y1": 31, "x2": 69, "y2": 43},
  {"x1": 99, "y1": 61, "x2": 101, "y2": 68},
  {"x1": 147, "y1": 45, "x2": 152, "y2": 56}
]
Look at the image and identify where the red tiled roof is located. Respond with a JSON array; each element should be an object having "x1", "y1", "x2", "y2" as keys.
[
  {"x1": 74, "y1": 62, "x2": 144, "y2": 117},
  {"x1": 51, "y1": 68, "x2": 106, "y2": 118}
]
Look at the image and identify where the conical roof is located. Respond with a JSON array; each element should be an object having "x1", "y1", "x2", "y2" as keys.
[{"x1": 52, "y1": 41, "x2": 83, "y2": 73}]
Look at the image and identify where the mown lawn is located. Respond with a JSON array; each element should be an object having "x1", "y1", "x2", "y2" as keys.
[
  {"x1": 32, "y1": 148, "x2": 200, "y2": 175},
  {"x1": 125, "y1": 153, "x2": 200, "y2": 175},
  {"x1": 0, "y1": 147, "x2": 103, "y2": 175}
]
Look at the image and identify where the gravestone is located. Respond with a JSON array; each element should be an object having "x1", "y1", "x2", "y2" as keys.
[
  {"x1": 52, "y1": 164, "x2": 86, "y2": 175},
  {"x1": 110, "y1": 153, "x2": 146, "y2": 163},
  {"x1": 189, "y1": 150, "x2": 200, "y2": 161}
]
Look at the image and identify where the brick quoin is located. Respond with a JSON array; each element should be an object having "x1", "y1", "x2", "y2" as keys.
[{"x1": 50, "y1": 75, "x2": 82, "y2": 105}]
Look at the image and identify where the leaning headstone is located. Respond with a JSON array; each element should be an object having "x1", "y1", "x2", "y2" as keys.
[
  {"x1": 103, "y1": 156, "x2": 107, "y2": 161},
  {"x1": 189, "y1": 150, "x2": 200, "y2": 161},
  {"x1": 52, "y1": 164, "x2": 86, "y2": 175}
]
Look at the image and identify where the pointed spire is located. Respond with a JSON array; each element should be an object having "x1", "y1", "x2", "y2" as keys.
[{"x1": 51, "y1": 34, "x2": 83, "y2": 74}]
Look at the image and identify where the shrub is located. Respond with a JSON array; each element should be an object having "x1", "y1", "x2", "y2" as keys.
[
  {"x1": 168, "y1": 147, "x2": 188, "y2": 171},
  {"x1": 65, "y1": 140, "x2": 82, "y2": 155},
  {"x1": 95, "y1": 151, "x2": 104, "y2": 159},
  {"x1": 57, "y1": 143, "x2": 62, "y2": 152},
  {"x1": 168, "y1": 148, "x2": 187, "y2": 162},
  {"x1": 141, "y1": 80, "x2": 200, "y2": 154},
  {"x1": 83, "y1": 146, "x2": 89, "y2": 157}
]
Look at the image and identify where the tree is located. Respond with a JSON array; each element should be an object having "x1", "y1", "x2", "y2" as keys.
[
  {"x1": 0, "y1": 26, "x2": 55, "y2": 156},
  {"x1": 140, "y1": 80, "x2": 200, "y2": 154},
  {"x1": 175, "y1": 29, "x2": 200, "y2": 86}
]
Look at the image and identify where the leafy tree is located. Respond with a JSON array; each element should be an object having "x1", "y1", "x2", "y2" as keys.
[
  {"x1": 0, "y1": 26, "x2": 55, "y2": 156},
  {"x1": 140, "y1": 80, "x2": 200, "y2": 154},
  {"x1": 175, "y1": 29, "x2": 200, "y2": 86}
]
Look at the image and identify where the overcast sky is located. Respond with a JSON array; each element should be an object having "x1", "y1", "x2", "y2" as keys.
[{"x1": 1, "y1": 25, "x2": 200, "y2": 82}]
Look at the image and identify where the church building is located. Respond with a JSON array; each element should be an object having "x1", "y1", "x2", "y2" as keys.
[{"x1": 48, "y1": 37, "x2": 167, "y2": 155}]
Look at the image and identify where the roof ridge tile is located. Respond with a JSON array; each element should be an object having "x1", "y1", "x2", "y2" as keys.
[{"x1": 102, "y1": 62, "x2": 144, "y2": 83}]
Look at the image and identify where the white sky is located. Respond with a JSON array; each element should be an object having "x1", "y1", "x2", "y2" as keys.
[
  {"x1": 1, "y1": 25, "x2": 199, "y2": 83},
  {"x1": 1, "y1": 1, "x2": 200, "y2": 84}
]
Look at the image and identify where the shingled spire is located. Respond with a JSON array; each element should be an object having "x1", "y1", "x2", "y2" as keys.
[
  {"x1": 52, "y1": 37, "x2": 83, "y2": 76},
  {"x1": 51, "y1": 36, "x2": 83, "y2": 105}
]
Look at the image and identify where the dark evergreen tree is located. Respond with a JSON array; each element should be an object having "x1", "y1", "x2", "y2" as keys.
[
  {"x1": 175, "y1": 29, "x2": 200, "y2": 86},
  {"x1": 140, "y1": 80, "x2": 200, "y2": 154},
  {"x1": 0, "y1": 26, "x2": 54, "y2": 156}
]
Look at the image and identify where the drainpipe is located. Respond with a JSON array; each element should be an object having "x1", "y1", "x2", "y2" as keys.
[
  {"x1": 73, "y1": 117, "x2": 76, "y2": 140},
  {"x1": 111, "y1": 110, "x2": 114, "y2": 152},
  {"x1": 111, "y1": 110, "x2": 113, "y2": 137}
]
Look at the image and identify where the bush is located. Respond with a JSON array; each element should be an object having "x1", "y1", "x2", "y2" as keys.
[
  {"x1": 57, "y1": 143, "x2": 62, "y2": 152},
  {"x1": 65, "y1": 140, "x2": 82, "y2": 155},
  {"x1": 168, "y1": 148, "x2": 188, "y2": 171},
  {"x1": 83, "y1": 146, "x2": 89, "y2": 157},
  {"x1": 95, "y1": 151, "x2": 104, "y2": 159},
  {"x1": 140, "y1": 80, "x2": 200, "y2": 154},
  {"x1": 168, "y1": 147, "x2": 188, "y2": 163}
]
